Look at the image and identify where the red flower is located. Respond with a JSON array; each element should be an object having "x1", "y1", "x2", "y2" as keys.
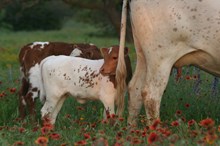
[
  {"x1": 171, "y1": 120, "x2": 179, "y2": 127},
  {"x1": 118, "y1": 117, "x2": 124, "y2": 122},
  {"x1": 185, "y1": 75, "x2": 191, "y2": 80},
  {"x1": 18, "y1": 127, "x2": 25, "y2": 133},
  {"x1": 199, "y1": 118, "x2": 215, "y2": 128},
  {"x1": 149, "y1": 119, "x2": 160, "y2": 130},
  {"x1": 50, "y1": 133, "x2": 61, "y2": 140},
  {"x1": 13, "y1": 141, "x2": 24, "y2": 146},
  {"x1": 175, "y1": 110, "x2": 182, "y2": 116},
  {"x1": 185, "y1": 103, "x2": 190, "y2": 108},
  {"x1": 9, "y1": 87, "x2": 16, "y2": 93},
  {"x1": 83, "y1": 133, "x2": 91, "y2": 139},
  {"x1": 188, "y1": 119, "x2": 196, "y2": 127},
  {"x1": 35, "y1": 136, "x2": 48, "y2": 146},
  {"x1": 148, "y1": 132, "x2": 158, "y2": 144},
  {"x1": 218, "y1": 125, "x2": 220, "y2": 132},
  {"x1": 75, "y1": 140, "x2": 87, "y2": 146}
]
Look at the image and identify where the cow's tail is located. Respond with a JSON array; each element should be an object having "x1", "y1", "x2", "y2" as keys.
[
  {"x1": 116, "y1": 0, "x2": 128, "y2": 117},
  {"x1": 39, "y1": 59, "x2": 47, "y2": 103}
]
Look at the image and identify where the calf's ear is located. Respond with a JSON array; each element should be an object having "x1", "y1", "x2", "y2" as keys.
[
  {"x1": 100, "y1": 48, "x2": 109, "y2": 55},
  {"x1": 124, "y1": 47, "x2": 129, "y2": 56},
  {"x1": 85, "y1": 51, "x2": 94, "y2": 58}
]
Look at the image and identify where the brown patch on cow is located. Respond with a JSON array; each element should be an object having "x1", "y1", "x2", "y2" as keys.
[
  {"x1": 144, "y1": 98, "x2": 159, "y2": 125},
  {"x1": 32, "y1": 88, "x2": 38, "y2": 92},
  {"x1": 141, "y1": 90, "x2": 147, "y2": 100},
  {"x1": 109, "y1": 75, "x2": 117, "y2": 88},
  {"x1": 173, "y1": 28, "x2": 178, "y2": 32}
]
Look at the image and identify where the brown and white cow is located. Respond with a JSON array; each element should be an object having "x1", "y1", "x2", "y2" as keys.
[
  {"x1": 18, "y1": 42, "x2": 102, "y2": 119},
  {"x1": 39, "y1": 46, "x2": 131, "y2": 124},
  {"x1": 117, "y1": 0, "x2": 220, "y2": 125}
]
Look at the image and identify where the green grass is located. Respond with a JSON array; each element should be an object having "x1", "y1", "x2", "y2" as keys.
[{"x1": 0, "y1": 19, "x2": 220, "y2": 145}]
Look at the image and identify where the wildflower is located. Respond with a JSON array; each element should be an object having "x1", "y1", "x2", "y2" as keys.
[
  {"x1": 171, "y1": 120, "x2": 179, "y2": 127},
  {"x1": 131, "y1": 137, "x2": 142, "y2": 145},
  {"x1": 185, "y1": 75, "x2": 191, "y2": 80},
  {"x1": 13, "y1": 141, "x2": 24, "y2": 146},
  {"x1": 188, "y1": 119, "x2": 196, "y2": 127},
  {"x1": 142, "y1": 131, "x2": 147, "y2": 137},
  {"x1": 199, "y1": 118, "x2": 215, "y2": 128},
  {"x1": 149, "y1": 119, "x2": 160, "y2": 130},
  {"x1": 83, "y1": 133, "x2": 91, "y2": 139},
  {"x1": 32, "y1": 126, "x2": 39, "y2": 132},
  {"x1": 175, "y1": 110, "x2": 182, "y2": 116},
  {"x1": 181, "y1": 116, "x2": 186, "y2": 122},
  {"x1": 74, "y1": 140, "x2": 87, "y2": 146},
  {"x1": 205, "y1": 133, "x2": 217, "y2": 145},
  {"x1": 185, "y1": 103, "x2": 190, "y2": 108},
  {"x1": 148, "y1": 132, "x2": 158, "y2": 144},
  {"x1": 65, "y1": 114, "x2": 71, "y2": 119},
  {"x1": 18, "y1": 127, "x2": 25, "y2": 133},
  {"x1": 41, "y1": 126, "x2": 53, "y2": 135},
  {"x1": 118, "y1": 117, "x2": 124, "y2": 122},
  {"x1": 35, "y1": 136, "x2": 48, "y2": 146},
  {"x1": 77, "y1": 106, "x2": 85, "y2": 111},
  {"x1": 9, "y1": 87, "x2": 16, "y2": 93},
  {"x1": 218, "y1": 125, "x2": 220, "y2": 132},
  {"x1": 50, "y1": 133, "x2": 61, "y2": 140}
]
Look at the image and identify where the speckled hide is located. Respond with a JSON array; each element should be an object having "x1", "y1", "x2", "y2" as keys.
[{"x1": 40, "y1": 56, "x2": 116, "y2": 124}]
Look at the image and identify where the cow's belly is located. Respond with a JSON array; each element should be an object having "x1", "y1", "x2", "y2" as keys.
[{"x1": 174, "y1": 50, "x2": 220, "y2": 76}]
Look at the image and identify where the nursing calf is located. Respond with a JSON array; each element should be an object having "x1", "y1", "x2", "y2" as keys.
[
  {"x1": 18, "y1": 42, "x2": 102, "y2": 119},
  {"x1": 40, "y1": 46, "x2": 132, "y2": 124}
]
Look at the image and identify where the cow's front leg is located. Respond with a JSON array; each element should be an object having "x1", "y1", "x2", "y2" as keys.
[
  {"x1": 100, "y1": 96, "x2": 115, "y2": 118},
  {"x1": 142, "y1": 62, "x2": 172, "y2": 125}
]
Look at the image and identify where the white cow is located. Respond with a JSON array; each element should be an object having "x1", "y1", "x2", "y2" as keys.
[
  {"x1": 117, "y1": 0, "x2": 220, "y2": 125},
  {"x1": 39, "y1": 55, "x2": 116, "y2": 124}
]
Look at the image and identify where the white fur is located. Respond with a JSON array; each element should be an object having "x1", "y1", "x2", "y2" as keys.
[
  {"x1": 123, "y1": 0, "x2": 220, "y2": 125},
  {"x1": 70, "y1": 48, "x2": 82, "y2": 57},
  {"x1": 40, "y1": 55, "x2": 116, "y2": 124},
  {"x1": 30, "y1": 42, "x2": 49, "y2": 49}
]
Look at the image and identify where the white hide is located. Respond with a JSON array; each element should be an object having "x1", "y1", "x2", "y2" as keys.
[
  {"x1": 40, "y1": 55, "x2": 116, "y2": 124},
  {"x1": 124, "y1": 0, "x2": 220, "y2": 125}
]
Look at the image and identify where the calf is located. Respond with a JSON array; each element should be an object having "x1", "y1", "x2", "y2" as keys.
[
  {"x1": 18, "y1": 42, "x2": 102, "y2": 119},
  {"x1": 39, "y1": 46, "x2": 131, "y2": 124}
]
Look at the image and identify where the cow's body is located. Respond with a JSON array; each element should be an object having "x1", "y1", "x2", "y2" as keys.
[
  {"x1": 40, "y1": 56, "x2": 116, "y2": 124},
  {"x1": 117, "y1": 0, "x2": 220, "y2": 125},
  {"x1": 18, "y1": 42, "x2": 102, "y2": 119}
]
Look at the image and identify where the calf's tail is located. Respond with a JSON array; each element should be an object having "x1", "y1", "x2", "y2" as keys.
[{"x1": 116, "y1": 0, "x2": 128, "y2": 117}]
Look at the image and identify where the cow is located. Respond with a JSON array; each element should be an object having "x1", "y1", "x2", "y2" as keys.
[
  {"x1": 39, "y1": 46, "x2": 131, "y2": 124},
  {"x1": 116, "y1": 0, "x2": 220, "y2": 126},
  {"x1": 18, "y1": 42, "x2": 103, "y2": 120}
]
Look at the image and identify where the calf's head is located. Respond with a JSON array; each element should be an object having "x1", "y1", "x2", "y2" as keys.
[{"x1": 100, "y1": 45, "x2": 128, "y2": 76}]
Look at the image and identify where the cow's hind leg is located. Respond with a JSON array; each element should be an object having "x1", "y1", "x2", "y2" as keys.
[
  {"x1": 41, "y1": 97, "x2": 60, "y2": 125},
  {"x1": 127, "y1": 39, "x2": 147, "y2": 126},
  {"x1": 50, "y1": 96, "x2": 66, "y2": 124},
  {"x1": 18, "y1": 78, "x2": 29, "y2": 119},
  {"x1": 142, "y1": 61, "x2": 172, "y2": 125}
]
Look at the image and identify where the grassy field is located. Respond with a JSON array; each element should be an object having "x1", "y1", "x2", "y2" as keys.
[{"x1": 0, "y1": 20, "x2": 220, "y2": 145}]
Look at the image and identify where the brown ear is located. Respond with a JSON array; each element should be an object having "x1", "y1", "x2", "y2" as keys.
[
  {"x1": 124, "y1": 47, "x2": 129, "y2": 56},
  {"x1": 85, "y1": 51, "x2": 94, "y2": 58},
  {"x1": 101, "y1": 48, "x2": 109, "y2": 55}
]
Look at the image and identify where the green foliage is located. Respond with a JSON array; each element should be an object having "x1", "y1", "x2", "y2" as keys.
[{"x1": 3, "y1": 0, "x2": 72, "y2": 31}]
